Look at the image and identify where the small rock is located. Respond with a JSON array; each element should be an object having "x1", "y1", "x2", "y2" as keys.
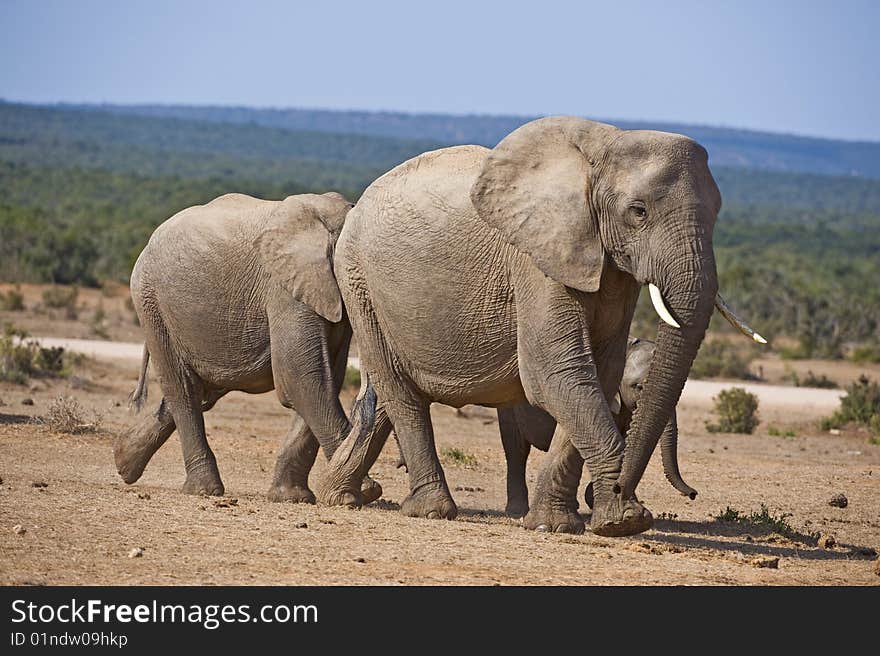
[
  {"x1": 744, "y1": 535, "x2": 754, "y2": 542},
  {"x1": 828, "y1": 493, "x2": 848, "y2": 508},
  {"x1": 818, "y1": 534, "x2": 836, "y2": 549},
  {"x1": 137, "y1": 492, "x2": 151, "y2": 500},
  {"x1": 21, "y1": 398, "x2": 34, "y2": 406},
  {"x1": 354, "y1": 557, "x2": 366, "y2": 563},
  {"x1": 212, "y1": 498, "x2": 238, "y2": 508},
  {"x1": 128, "y1": 547, "x2": 144, "y2": 559},
  {"x1": 829, "y1": 428, "x2": 841, "y2": 436},
  {"x1": 12, "y1": 524, "x2": 26, "y2": 535},
  {"x1": 751, "y1": 556, "x2": 779, "y2": 569},
  {"x1": 708, "y1": 448, "x2": 715, "y2": 454},
  {"x1": 31, "y1": 481, "x2": 48, "y2": 488},
  {"x1": 294, "y1": 522, "x2": 308, "y2": 529}
]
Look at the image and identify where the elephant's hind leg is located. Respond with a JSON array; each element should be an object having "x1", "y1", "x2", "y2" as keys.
[
  {"x1": 148, "y1": 350, "x2": 224, "y2": 495},
  {"x1": 498, "y1": 407, "x2": 532, "y2": 518},
  {"x1": 522, "y1": 433, "x2": 585, "y2": 534},
  {"x1": 114, "y1": 389, "x2": 227, "y2": 485},
  {"x1": 387, "y1": 396, "x2": 457, "y2": 520}
]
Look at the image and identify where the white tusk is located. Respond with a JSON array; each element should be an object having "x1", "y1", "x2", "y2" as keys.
[
  {"x1": 714, "y1": 293, "x2": 768, "y2": 344},
  {"x1": 649, "y1": 283, "x2": 681, "y2": 328}
]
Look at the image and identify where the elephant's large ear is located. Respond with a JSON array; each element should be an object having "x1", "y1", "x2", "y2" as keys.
[
  {"x1": 471, "y1": 117, "x2": 618, "y2": 292},
  {"x1": 258, "y1": 194, "x2": 351, "y2": 323}
]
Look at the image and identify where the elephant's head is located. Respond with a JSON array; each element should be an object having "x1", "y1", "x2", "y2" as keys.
[{"x1": 471, "y1": 116, "x2": 760, "y2": 500}]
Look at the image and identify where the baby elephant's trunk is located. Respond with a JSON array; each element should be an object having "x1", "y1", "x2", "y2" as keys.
[{"x1": 659, "y1": 410, "x2": 697, "y2": 499}]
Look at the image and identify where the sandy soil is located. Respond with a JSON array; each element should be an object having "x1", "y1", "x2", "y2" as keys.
[{"x1": 1, "y1": 350, "x2": 878, "y2": 586}]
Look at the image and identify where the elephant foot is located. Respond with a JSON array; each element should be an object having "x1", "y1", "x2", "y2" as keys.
[
  {"x1": 589, "y1": 487, "x2": 653, "y2": 537},
  {"x1": 182, "y1": 467, "x2": 224, "y2": 497},
  {"x1": 267, "y1": 483, "x2": 316, "y2": 504},
  {"x1": 113, "y1": 432, "x2": 157, "y2": 485},
  {"x1": 360, "y1": 475, "x2": 383, "y2": 505},
  {"x1": 400, "y1": 481, "x2": 457, "y2": 520},
  {"x1": 523, "y1": 500, "x2": 584, "y2": 534},
  {"x1": 505, "y1": 495, "x2": 530, "y2": 519}
]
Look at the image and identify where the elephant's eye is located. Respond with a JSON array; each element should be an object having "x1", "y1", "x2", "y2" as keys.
[{"x1": 630, "y1": 204, "x2": 647, "y2": 220}]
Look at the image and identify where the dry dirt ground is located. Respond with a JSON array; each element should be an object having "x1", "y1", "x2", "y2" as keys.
[{"x1": 1, "y1": 349, "x2": 878, "y2": 586}]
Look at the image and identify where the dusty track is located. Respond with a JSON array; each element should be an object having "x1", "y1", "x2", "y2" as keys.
[{"x1": 29, "y1": 336, "x2": 848, "y2": 412}]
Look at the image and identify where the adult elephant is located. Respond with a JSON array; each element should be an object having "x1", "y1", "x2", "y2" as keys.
[
  {"x1": 321, "y1": 116, "x2": 762, "y2": 537},
  {"x1": 500, "y1": 337, "x2": 699, "y2": 518},
  {"x1": 114, "y1": 191, "x2": 380, "y2": 503}
]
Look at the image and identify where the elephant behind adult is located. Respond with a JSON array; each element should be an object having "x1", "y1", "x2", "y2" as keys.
[
  {"x1": 500, "y1": 337, "x2": 698, "y2": 518},
  {"x1": 322, "y1": 116, "x2": 758, "y2": 537},
  {"x1": 114, "y1": 191, "x2": 379, "y2": 502}
]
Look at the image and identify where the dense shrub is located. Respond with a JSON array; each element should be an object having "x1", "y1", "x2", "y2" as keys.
[
  {"x1": 822, "y1": 376, "x2": 880, "y2": 442},
  {"x1": 784, "y1": 369, "x2": 838, "y2": 389},
  {"x1": 706, "y1": 387, "x2": 760, "y2": 434},
  {"x1": 0, "y1": 325, "x2": 68, "y2": 383},
  {"x1": 0, "y1": 285, "x2": 25, "y2": 311},
  {"x1": 41, "y1": 285, "x2": 79, "y2": 319}
]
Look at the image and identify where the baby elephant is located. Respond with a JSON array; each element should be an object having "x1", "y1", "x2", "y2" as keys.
[
  {"x1": 114, "y1": 192, "x2": 378, "y2": 502},
  {"x1": 499, "y1": 337, "x2": 697, "y2": 517}
]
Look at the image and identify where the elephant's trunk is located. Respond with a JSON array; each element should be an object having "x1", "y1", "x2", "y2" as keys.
[
  {"x1": 659, "y1": 409, "x2": 697, "y2": 499},
  {"x1": 617, "y1": 232, "x2": 717, "y2": 500}
]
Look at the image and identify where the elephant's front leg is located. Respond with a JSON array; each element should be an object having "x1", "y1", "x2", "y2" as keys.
[{"x1": 516, "y1": 280, "x2": 651, "y2": 536}]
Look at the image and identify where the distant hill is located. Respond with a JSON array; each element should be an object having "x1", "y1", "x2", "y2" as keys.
[{"x1": 56, "y1": 101, "x2": 880, "y2": 179}]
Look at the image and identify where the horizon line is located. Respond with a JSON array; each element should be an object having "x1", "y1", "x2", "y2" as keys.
[{"x1": 3, "y1": 97, "x2": 878, "y2": 147}]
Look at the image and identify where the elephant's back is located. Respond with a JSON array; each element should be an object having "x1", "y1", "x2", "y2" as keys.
[
  {"x1": 133, "y1": 194, "x2": 275, "y2": 387},
  {"x1": 338, "y1": 146, "x2": 523, "y2": 406}
]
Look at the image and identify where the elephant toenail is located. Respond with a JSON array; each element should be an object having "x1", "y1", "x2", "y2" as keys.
[
  {"x1": 535, "y1": 524, "x2": 550, "y2": 532},
  {"x1": 426, "y1": 511, "x2": 439, "y2": 519}
]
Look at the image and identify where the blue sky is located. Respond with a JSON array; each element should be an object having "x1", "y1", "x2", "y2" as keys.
[{"x1": 1, "y1": 0, "x2": 878, "y2": 141}]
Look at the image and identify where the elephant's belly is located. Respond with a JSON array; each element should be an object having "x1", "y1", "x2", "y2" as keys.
[{"x1": 186, "y1": 343, "x2": 275, "y2": 393}]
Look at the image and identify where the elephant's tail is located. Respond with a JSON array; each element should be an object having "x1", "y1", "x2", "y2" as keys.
[
  {"x1": 349, "y1": 372, "x2": 377, "y2": 440},
  {"x1": 128, "y1": 345, "x2": 150, "y2": 413}
]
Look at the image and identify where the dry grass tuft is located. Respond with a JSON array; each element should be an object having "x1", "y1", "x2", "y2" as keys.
[{"x1": 39, "y1": 396, "x2": 103, "y2": 434}]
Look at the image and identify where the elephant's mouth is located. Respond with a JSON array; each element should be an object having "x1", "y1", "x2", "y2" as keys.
[{"x1": 648, "y1": 283, "x2": 766, "y2": 343}]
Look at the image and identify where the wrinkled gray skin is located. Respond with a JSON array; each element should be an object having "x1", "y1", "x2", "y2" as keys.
[
  {"x1": 321, "y1": 116, "x2": 721, "y2": 537},
  {"x1": 113, "y1": 192, "x2": 380, "y2": 503},
  {"x1": 500, "y1": 337, "x2": 697, "y2": 518}
]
